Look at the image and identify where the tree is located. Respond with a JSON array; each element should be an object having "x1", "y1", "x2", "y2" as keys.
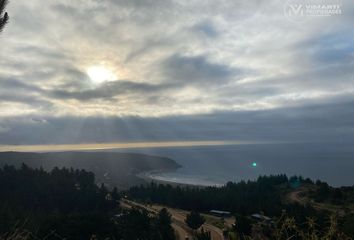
[
  {"x1": 185, "y1": 211, "x2": 205, "y2": 230},
  {"x1": 157, "y1": 208, "x2": 172, "y2": 226},
  {"x1": 194, "y1": 228, "x2": 211, "y2": 240},
  {"x1": 0, "y1": 0, "x2": 9, "y2": 32},
  {"x1": 111, "y1": 187, "x2": 120, "y2": 202},
  {"x1": 234, "y1": 214, "x2": 252, "y2": 238},
  {"x1": 157, "y1": 208, "x2": 175, "y2": 240}
]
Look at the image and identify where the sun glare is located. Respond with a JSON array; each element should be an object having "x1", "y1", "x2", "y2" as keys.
[{"x1": 87, "y1": 66, "x2": 117, "y2": 85}]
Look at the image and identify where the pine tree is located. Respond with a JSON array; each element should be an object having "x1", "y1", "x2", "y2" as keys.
[
  {"x1": 185, "y1": 211, "x2": 205, "y2": 230},
  {"x1": 0, "y1": 0, "x2": 9, "y2": 32},
  {"x1": 194, "y1": 228, "x2": 211, "y2": 240},
  {"x1": 111, "y1": 187, "x2": 120, "y2": 202},
  {"x1": 157, "y1": 208, "x2": 175, "y2": 240}
]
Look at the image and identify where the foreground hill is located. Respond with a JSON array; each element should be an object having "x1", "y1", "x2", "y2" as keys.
[
  {"x1": 0, "y1": 162, "x2": 352, "y2": 239},
  {"x1": 127, "y1": 175, "x2": 354, "y2": 238},
  {"x1": 0, "y1": 151, "x2": 181, "y2": 189},
  {"x1": 0, "y1": 165, "x2": 175, "y2": 240}
]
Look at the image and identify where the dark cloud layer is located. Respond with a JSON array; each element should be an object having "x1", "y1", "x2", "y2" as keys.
[
  {"x1": 1, "y1": 99, "x2": 354, "y2": 145},
  {"x1": 49, "y1": 80, "x2": 173, "y2": 101}
]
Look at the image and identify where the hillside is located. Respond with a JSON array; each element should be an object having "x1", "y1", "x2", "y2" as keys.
[
  {"x1": 0, "y1": 165, "x2": 175, "y2": 240},
  {"x1": 127, "y1": 175, "x2": 354, "y2": 238},
  {"x1": 0, "y1": 152, "x2": 181, "y2": 189}
]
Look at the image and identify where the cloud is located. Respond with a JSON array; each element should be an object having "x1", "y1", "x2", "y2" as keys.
[
  {"x1": 161, "y1": 54, "x2": 238, "y2": 84},
  {"x1": 49, "y1": 80, "x2": 173, "y2": 101},
  {"x1": 0, "y1": 0, "x2": 353, "y2": 141},
  {"x1": 0, "y1": 77, "x2": 43, "y2": 92},
  {"x1": 191, "y1": 20, "x2": 219, "y2": 38},
  {"x1": 1, "y1": 98, "x2": 354, "y2": 145},
  {"x1": 294, "y1": 30, "x2": 354, "y2": 65}
]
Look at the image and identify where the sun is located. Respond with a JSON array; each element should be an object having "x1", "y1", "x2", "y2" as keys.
[{"x1": 87, "y1": 66, "x2": 117, "y2": 85}]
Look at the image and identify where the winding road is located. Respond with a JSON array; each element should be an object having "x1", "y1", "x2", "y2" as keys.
[{"x1": 121, "y1": 199, "x2": 225, "y2": 240}]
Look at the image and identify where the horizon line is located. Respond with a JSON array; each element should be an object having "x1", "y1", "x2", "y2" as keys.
[{"x1": 0, "y1": 140, "x2": 278, "y2": 152}]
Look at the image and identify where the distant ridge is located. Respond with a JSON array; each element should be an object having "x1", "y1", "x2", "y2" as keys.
[{"x1": 0, "y1": 151, "x2": 181, "y2": 189}]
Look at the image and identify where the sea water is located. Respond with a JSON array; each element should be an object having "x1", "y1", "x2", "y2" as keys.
[{"x1": 118, "y1": 142, "x2": 354, "y2": 187}]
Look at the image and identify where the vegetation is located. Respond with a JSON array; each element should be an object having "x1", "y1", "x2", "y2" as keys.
[
  {"x1": 271, "y1": 214, "x2": 351, "y2": 240},
  {"x1": 185, "y1": 211, "x2": 205, "y2": 230},
  {"x1": 0, "y1": 164, "x2": 176, "y2": 240},
  {"x1": 0, "y1": 0, "x2": 9, "y2": 32},
  {"x1": 128, "y1": 175, "x2": 354, "y2": 238},
  {"x1": 156, "y1": 208, "x2": 175, "y2": 240},
  {"x1": 194, "y1": 229, "x2": 211, "y2": 240},
  {"x1": 222, "y1": 214, "x2": 352, "y2": 240},
  {"x1": 233, "y1": 214, "x2": 253, "y2": 237},
  {"x1": 129, "y1": 175, "x2": 291, "y2": 216},
  {"x1": 0, "y1": 163, "x2": 353, "y2": 239},
  {"x1": 114, "y1": 207, "x2": 176, "y2": 240},
  {"x1": 310, "y1": 180, "x2": 354, "y2": 205},
  {"x1": 0, "y1": 152, "x2": 180, "y2": 189}
]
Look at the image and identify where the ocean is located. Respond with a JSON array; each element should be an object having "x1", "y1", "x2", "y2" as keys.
[{"x1": 114, "y1": 142, "x2": 354, "y2": 187}]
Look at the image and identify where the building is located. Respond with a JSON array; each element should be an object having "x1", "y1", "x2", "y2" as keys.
[
  {"x1": 251, "y1": 213, "x2": 272, "y2": 224},
  {"x1": 209, "y1": 210, "x2": 231, "y2": 217}
]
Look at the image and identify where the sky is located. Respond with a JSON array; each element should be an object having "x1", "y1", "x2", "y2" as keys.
[{"x1": 0, "y1": 0, "x2": 353, "y2": 145}]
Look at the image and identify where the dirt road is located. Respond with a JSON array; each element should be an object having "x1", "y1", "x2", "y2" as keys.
[
  {"x1": 172, "y1": 223, "x2": 191, "y2": 240},
  {"x1": 121, "y1": 200, "x2": 225, "y2": 240},
  {"x1": 288, "y1": 189, "x2": 307, "y2": 205},
  {"x1": 121, "y1": 200, "x2": 192, "y2": 240},
  {"x1": 142, "y1": 203, "x2": 224, "y2": 240}
]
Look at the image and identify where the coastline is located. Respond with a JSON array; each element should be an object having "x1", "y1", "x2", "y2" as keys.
[{"x1": 136, "y1": 170, "x2": 223, "y2": 188}]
